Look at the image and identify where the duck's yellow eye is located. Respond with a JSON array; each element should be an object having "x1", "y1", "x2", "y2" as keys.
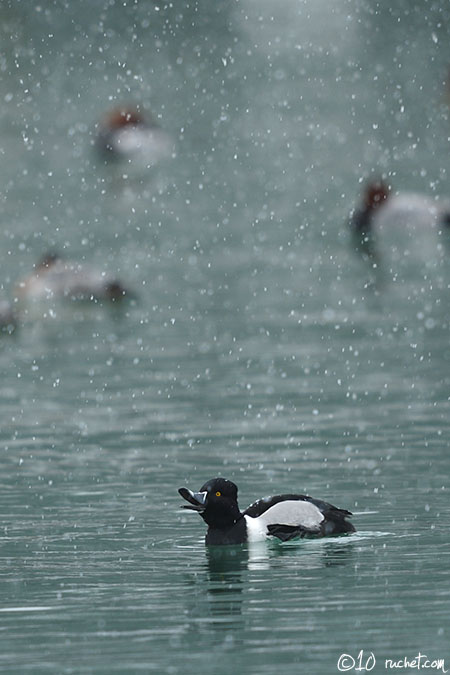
[{"x1": 215, "y1": 491, "x2": 221, "y2": 497}]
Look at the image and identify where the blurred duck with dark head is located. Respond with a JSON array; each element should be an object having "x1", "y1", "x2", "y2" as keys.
[
  {"x1": 350, "y1": 177, "x2": 450, "y2": 268},
  {"x1": 15, "y1": 252, "x2": 135, "y2": 307},
  {"x1": 95, "y1": 105, "x2": 173, "y2": 165}
]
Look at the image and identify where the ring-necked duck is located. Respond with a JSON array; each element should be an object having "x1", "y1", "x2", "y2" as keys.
[
  {"x1": 179, "y1": 477, "x2": 355, "y2": 545},
  {"x1": 96, "y1": 105, "x2": 173, "y2": 164},
  {"x1": 15, "y1": 252, "x2": 133, "y2": 304}
]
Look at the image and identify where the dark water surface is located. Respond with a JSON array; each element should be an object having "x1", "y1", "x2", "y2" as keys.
[{"x1": 1, "y1": 1, "x2": 450, "y2": 673}]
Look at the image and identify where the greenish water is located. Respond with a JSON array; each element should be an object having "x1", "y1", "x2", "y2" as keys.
[{"x1": 1, "y1": 1, "x2": 450, "y2": 673}]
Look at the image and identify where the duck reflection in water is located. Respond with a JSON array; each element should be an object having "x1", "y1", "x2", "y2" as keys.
[
  {"x1": 206, "y1": 538, "x2": 354, "y2": 573},
  {"x1": 196, "y1": 538, "x2": 355, "y2": 627},
  {"x1": 204, "y1": 546, "x2": 248, "y2": 621}
]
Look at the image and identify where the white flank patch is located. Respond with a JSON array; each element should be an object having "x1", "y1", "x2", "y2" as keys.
[
  {"x1": 260, "y1": 500, "x2": 324, "y2": 529},
  {"x1": 244, "y1": 515, "x2": 269, "y2": 542},
  {"x1": 245, "y1": 500, "x2": 325, "y2": 541},
  {"x1": 254, "y1": 499, "x2": 325, "y2": 536}
]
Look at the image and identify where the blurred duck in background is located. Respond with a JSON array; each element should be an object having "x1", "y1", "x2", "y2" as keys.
[
  {"x1": 15, "y1": 253, "x2": 134, "y2": 306},
  {"x1": 350, "y1": 178, "x2": 450, "y2": 268},
  {"x1": 96, "y1": 105, "x2": 173, "y2": 165}
]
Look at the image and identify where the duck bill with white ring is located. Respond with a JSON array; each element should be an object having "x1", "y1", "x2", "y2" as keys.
[{"x1": 178, "y1": 487, "x2": 207, "y2": 512}]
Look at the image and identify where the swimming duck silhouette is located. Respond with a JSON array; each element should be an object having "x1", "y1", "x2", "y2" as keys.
[{"x1": 179, "y1": 477, "x2": 355, "y2": 545}]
